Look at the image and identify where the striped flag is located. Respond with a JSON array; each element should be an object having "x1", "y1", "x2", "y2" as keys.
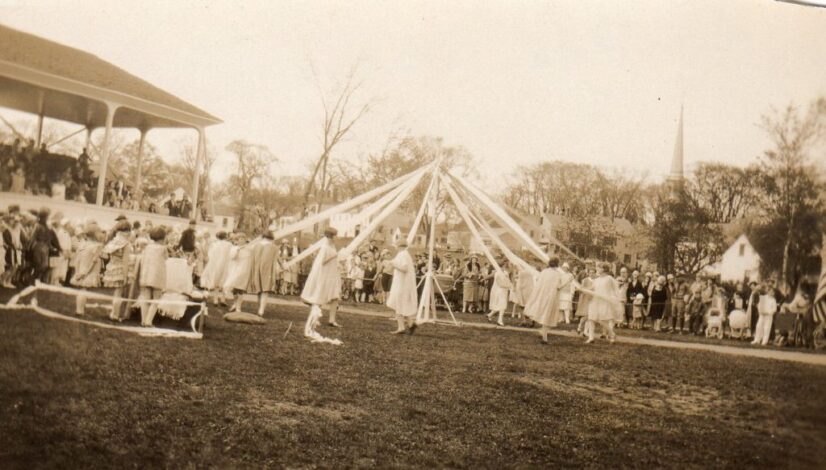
[{"x1": 815, "y1": 235, "x2": 826, "y2": 324}]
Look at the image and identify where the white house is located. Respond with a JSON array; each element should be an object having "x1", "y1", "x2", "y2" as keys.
[{"x1": 719, "y1": 234, "x2": 761, "y2": 283}]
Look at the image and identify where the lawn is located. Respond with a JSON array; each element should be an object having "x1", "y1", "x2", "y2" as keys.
[{"x1": 1, "y1": 290, "x2": 825, "y2": 469}]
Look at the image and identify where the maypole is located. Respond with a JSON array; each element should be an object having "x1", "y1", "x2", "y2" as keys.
[{"x1": 416, "y1": 165, "x2": 458, "y2": 325}]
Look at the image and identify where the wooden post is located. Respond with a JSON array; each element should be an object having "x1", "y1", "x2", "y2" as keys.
[
  {"x1": 134, "y1": 128, "x2": 148, "y2": 205},
  {"x1": 191, "y1": 127, "x2": 205, "y2": 219},
  {"x1": 95, "y1": 102, "x2": 119, "y2": 205},
  {"x1": 35, "y1": 90, "x2": 45, "y2": 148}
]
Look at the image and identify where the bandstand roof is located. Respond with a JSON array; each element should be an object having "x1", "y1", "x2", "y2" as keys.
[{"x1": 0, "y1": 24, "x2": 221, "y2": 130}]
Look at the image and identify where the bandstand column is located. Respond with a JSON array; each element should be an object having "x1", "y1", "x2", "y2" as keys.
[
  {"x1": 35, "y1": 90, "x2": 45, "y2": 147},
  {"x1": 95, "y1": 102, "x2": 120, "y2": 205},
  {"x1": 190, "y1": 127, "x2": 205, "y2": 219},
  {"x1": 134, "y1": 128, "x2": 148, "y2": 204}
]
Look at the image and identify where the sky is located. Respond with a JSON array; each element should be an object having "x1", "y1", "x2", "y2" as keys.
[{"x1": 1, "y1": 0, "x2": 825, "y2": 189}]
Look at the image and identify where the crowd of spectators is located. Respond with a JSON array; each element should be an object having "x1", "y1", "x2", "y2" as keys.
[
  {"x1": 1, "y1": 138, "x2": 200, "y2": 220},
  {"x1": 0, "y1": 193, "x2": 818, "y2": 346}
]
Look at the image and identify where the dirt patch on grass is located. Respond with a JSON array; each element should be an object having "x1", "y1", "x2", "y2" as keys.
[
  {"x1": 517, "y1": 374, "x2": 760, "y2": 418},
  {"x1": 237, "y1": 389, "x2": 366, "y2": 428}
]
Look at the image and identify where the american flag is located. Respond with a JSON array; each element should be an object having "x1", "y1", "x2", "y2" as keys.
[{"x1": 815, "y1": 235, "x2": 826, "y2": 324}]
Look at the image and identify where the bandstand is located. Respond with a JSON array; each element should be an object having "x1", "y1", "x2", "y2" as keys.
[{"x1": 0, "y1": 24, "x2": 222, "y2": 229}]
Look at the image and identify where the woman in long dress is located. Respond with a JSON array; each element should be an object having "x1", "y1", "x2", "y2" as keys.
[
  {"x1": 478, "y1": 262, "x2": 494, "y2": 313},
  {"x1": 200, "y1": 231, "x2": 232, "y2": 305},
  {"x1": 558, "y1": 262, "x2": 574, "y2": 324},
  {"x1": 386, "y1": 241, "x2": 418, "y2": 334},
  {"x1": 511, "y1": 265, "x2": 536, "y2": 321},
  {"x1": 246, "y1": 230, "x2": 280, "y2": 316},
  {"x1": 486, "y1": 261, "x2": 512, "y2": 326},
  {"x1": 574, "y1": 265, "x2": 595, "y2": 336},
  {"x1": 300, "y1": 227, "x2": 343, "y2": 341},
  {"x1": 524, "y1": 257, "x2": 563, "y2": 343},
  {"x1": 462, "y1": 257, "x2": 480, "y2": 313},
  {"x1": 586, "y1": 263, "x2": 623, "y2": 344},
  {"x1": 223, "y1": 234, "x2": 255, "y2": 313},
  {"x1": 647, "y1": 275, "x2": 669, "y2": 332}
]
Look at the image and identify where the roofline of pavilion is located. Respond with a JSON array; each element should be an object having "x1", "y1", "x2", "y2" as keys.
[{"x1": 0, "y1": 59, "x2": 222, "y2": 129}]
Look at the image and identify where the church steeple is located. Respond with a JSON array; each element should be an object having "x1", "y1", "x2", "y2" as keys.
[{"x1": 668, "y1": 105, "x2": 684, "y2": 188}]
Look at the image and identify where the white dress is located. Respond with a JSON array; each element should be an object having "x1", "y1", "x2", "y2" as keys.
[
  {"x1": 489, "y1": 270, "x2": 512, "y2": 312},
  {"x1": 510, "y1": 268, "x2": 535, "y2": 306},
  {"x1": 223, "y1": 244, "x2": 255, "y2": 292},
  {"x1": 524, "y1": 268, "x2": 562, "y2": 327},
  {"x1": 300, "y1": 238, "x2": 342, "y2": 306},
  {"x1": 138, "y1": 243, "x2": 168, "y2": 290},
  {"x1": 587, "y1": 275, "x2": 623, "y2": 322},
  {"x1": 200, "y1": 239, "x2": 232, "y2": 290},
  {"x1": 386, "y1": 249, "x2": 418, "y2": 318},
  {"x1": 557, "y1": 270, "x2": 574, "y2": 310}
]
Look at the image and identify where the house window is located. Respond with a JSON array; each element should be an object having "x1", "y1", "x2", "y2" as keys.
[
  {"x1": 221, "y1": 218, "x2": 227, "y2": 228},
  {"x1": 624, "y1": 254, "x2": 631, "y2": 264},
  {"x1": 739, "y1": 243, "x2": 745, "y2": 257}
]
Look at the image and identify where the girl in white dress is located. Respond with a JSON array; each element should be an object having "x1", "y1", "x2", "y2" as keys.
[
  {"x1": 586, "y1": 263, "x2": 623, "y2": 344},
  {"x1": 486, "y1": 261, "x2": 512, "y2": 326},
  {"x1": 223, "y1": 234, "x2": 255, "y2": 313},
  {"x1": 200, "y1": 231, "x2": 233, "y2": 305}
]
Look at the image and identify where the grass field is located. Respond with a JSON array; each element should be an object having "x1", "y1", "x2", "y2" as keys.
[{"x1": 1, "y1": 290, "x2": 826, "y2": 468}]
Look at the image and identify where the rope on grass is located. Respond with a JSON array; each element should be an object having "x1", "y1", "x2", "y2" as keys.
[{"x1": 2, "y1": 282, "x2": 206, "y2": 339}]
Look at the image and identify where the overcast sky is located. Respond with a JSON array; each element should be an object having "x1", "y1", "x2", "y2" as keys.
[{"x1": 1, "y1": 0, "x2": 825, "y2": 188}]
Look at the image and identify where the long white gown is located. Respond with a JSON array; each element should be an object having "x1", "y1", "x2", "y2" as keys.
[
  {"x1": 200, "y1": 239, "x2": 232, "y2": 290},
  {"x1": 300, "y1": 238, "x2": 341, "y2": 306},
  {"x1": 587, "y1": 274, "x2": 623, "y2": 322},
  {"x1": 386, "y1": 249, "x2": 418, "y2": 318},
  {"x1": 524, "y1": 267, "x2": 562, "y2": 327},
  {"x1": 557, "y1": 269, "x2": 574, "y2": 310},
  {"x1": 489, "y1": 270, "x2": 512, "y2": 312},
  {"x1": 510, "y1": 268, "x2": 535, "y2": 306},
  {"x1": 223, "y1": 244, "x2": 254, "y2": 292}
]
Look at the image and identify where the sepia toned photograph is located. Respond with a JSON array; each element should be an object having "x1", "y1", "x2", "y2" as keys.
[{"x1": 0, "y1": 1, "x2": 825, "y2": 468}]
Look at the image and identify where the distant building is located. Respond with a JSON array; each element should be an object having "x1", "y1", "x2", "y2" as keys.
[
  {"x1": 719, "y1": 234, "x2": 762, "y2": 283},
  {"x1": 212, "y1": 203, "x2": 238, "y2": 232}
]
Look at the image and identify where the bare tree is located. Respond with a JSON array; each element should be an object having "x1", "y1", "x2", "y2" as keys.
[
  {"x1": 225, "y1": 139, "x2": 277, "y2": 225},
  {"x1": 303, "y1": 65, "x2": 374, "y2": 213},
  {"x1": 179, "y1": 140, "x2": 218, "y2": 207},
  {"x1": 685, "y1": 162, "x2": 760, "y2": 223},
  {"x1": 755, "y1": 100, "x2": 825, "y2": 287}
]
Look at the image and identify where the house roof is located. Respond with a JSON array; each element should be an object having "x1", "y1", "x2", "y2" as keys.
[
  {"x1": 0, "y1": 24, "x2": 221, "y2": 128},
  {"x1": 543, "y1": 213, "x2": 635, "y2": 235}
]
